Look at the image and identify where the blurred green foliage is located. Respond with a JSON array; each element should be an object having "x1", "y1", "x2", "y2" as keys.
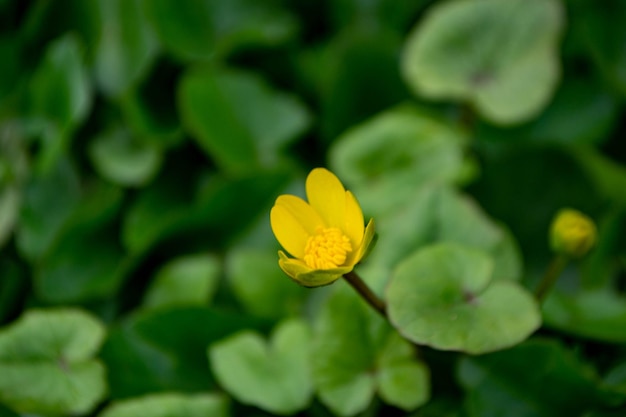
[{"x1": 1, "y1": 0, "x2": 626, "y2": 416}]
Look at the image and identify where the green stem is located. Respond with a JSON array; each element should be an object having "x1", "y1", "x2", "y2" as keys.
[
  {"x1": 535, "y1": 255, "x2": 569, "y2": 303},
  {"x1": 343, "y1": 271, "x2": 387, "y2": 318}
]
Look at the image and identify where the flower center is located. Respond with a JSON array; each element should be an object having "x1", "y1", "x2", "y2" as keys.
[{"x1": 304, "y1": 227, "x2": 353, "y2": 269}]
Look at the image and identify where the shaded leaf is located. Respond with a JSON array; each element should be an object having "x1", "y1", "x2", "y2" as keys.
[
  {"x1": 458, "y1": 339, "x2": 616, "y2": 417},
  {"x1": 179, "y1": 67, "x2": 310, "y2": 174}
]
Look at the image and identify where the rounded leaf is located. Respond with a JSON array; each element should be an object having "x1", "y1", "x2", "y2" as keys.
[
  {"x1": 402, "y1": 0, "x2": 564, "y2": 124},
  {"x1": 386, "y1": 243, "x2": 540, "y2": 354},
  {"x1": 0, "y1": 309, "x2": 107, "y2": 415}
]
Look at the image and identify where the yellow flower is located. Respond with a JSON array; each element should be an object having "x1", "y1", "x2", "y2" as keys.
[
  {"x1": 550, "y1": 208, "x2": 597, "y2": 258},
  {"x1": 270, "y1": 168, "x2": 375, "y2": 287}
]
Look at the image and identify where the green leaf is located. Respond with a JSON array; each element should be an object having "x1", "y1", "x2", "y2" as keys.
[
  {"x1": 386, "y1": 243, "x2": 540, "y2": 354},
  {"x1": 28, "y1": 34, "x2": 91, "y2": 170},
  {"x1": 16, "y1": 157, "x2": 81, "y2": 260},
  {"x1": 101, "y1": 306, "x2": 260, "y2": 398},
  {"x1": 143, "y1": 254, "x2": 221, "y2": 310},
  {"x1": 98, "y1": 392, "x2": 229, "y2": 417},
  {"x1": 226, "y1": 248, "x2": 306, "y2": 320},
  {"x1": 0, "y1": 308, "x2": 107, "y2": 415},
  {"x1": 210, "y1": 319, "x2": 313, "y2": 415},
  {"x1": 402, "y1": 0, "x2": 564, "y2": 124},
  {"x1": 313, "y1": 285, "x2": 430, "y2": 416},
  {"x1": 144, "y1": 0, "x2": 296, "y2": 61},
  {"x1": 35, "y1": 181, "x2": 127, "y2": 303},
  {"x1": 94, "y1": 0, "x2": 158, "y2": 97},
  {"x1": 179, "y1": 67, "x2": 310, "y2": 174},
  {"x1": 458, "y1": 339, "x2": 616, "y2": 417},
  {"x1": 543, "y1": 290, "x2": 626, "y2": 343},
  {"x1": 88, "y1": 126, "x2": 163, "y2": 187},
  {"x1": 330, "y1": 105, "x2": 467, "y2": 216},
  {"x1": 358, "y1": 186, "x2": 522, "y2": 291}
]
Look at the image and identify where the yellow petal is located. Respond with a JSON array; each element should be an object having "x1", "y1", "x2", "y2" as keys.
[
  {"x1": 344, "y1": 190, "x2": 364, "y2": 248},
  {"x1": 350, "y1": 218, "x2": 375, "y2": 265},
  {"x1": 271, "y1": 195, "x2": 323, "y2": 258},
  {"x1": 306, "y1": 168, "x2": 346, "y2": 230}
]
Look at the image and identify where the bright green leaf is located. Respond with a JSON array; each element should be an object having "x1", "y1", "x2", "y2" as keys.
[
  {"x1": 210, "y1": 319, "x2": 313, "y2": 415},
  {"x1": 386, "y1": 243, "x2": 540, "y2": 354},
  {"x1": 402, "y1": 0, "x2": 564, "y2": 124},
  {"x1": 0, "y1": 309, "x2": 107, "y2": 415},
  {"x1": 313, "y1": 285, "x2": 430, "y2": 416},
  {"x1": 99, "y1": 392, "x2": 229, "y2": 417},
  {"x1": 143, "y1": 254, "x2": 221, "y2": 309}
]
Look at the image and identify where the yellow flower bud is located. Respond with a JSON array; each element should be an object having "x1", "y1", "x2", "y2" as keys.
[{"x1": 550, "y1": 209, "x2": 597, "y2": 258}]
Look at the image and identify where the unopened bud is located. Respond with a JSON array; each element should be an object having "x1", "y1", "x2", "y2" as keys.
[{"x1": 550, "y1": 209, "x2": 597, "y2": 258}]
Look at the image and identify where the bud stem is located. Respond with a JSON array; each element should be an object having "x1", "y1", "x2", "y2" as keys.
[
  {"x1": 343, "y1": 271, "x2": 387, "y2": 318},
  {"x1": 535, "y1": 255, "x2": 569, "y2": 303}
]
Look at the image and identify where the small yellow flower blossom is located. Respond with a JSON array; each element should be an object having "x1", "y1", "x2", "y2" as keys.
[
  {"x1": 550, "y1": 208, "x2": 597, "y2": 258},
  {"x1": 270, "y1": 168, "x2": 375, "y2": 287}
]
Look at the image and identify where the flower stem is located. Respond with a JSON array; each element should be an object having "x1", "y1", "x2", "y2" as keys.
[
  {"x1": 535, "y1": 255, "x2": 569, "y2": 303},
  {"x1": 343, "y1": 271, "x2": 387, "y2": 318}
]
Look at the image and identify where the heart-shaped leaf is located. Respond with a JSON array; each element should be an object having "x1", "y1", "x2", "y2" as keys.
[
  {"x1": 402, "y1": 0, "x2": 564, "y2": 124},
  {"x1": 0, "y1": 309, "x2": 107, "y2": 415},
  {"x1": 386, "y1": 243, "x2": 540, "y2": 354},
  {"x1": 313, "y1": 286, "x2": 429, "y2": 416},
  {"x1": 98, "y1": 392, "x2": 229, "y2": 417},
  {"x1": 209, "y1": 319, "x2": 313, "y2": 415}
]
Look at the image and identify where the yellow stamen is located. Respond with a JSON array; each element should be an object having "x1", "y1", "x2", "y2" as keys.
[{"x1": 304, "y1": 227, "x2": 353, "y2": 269}]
